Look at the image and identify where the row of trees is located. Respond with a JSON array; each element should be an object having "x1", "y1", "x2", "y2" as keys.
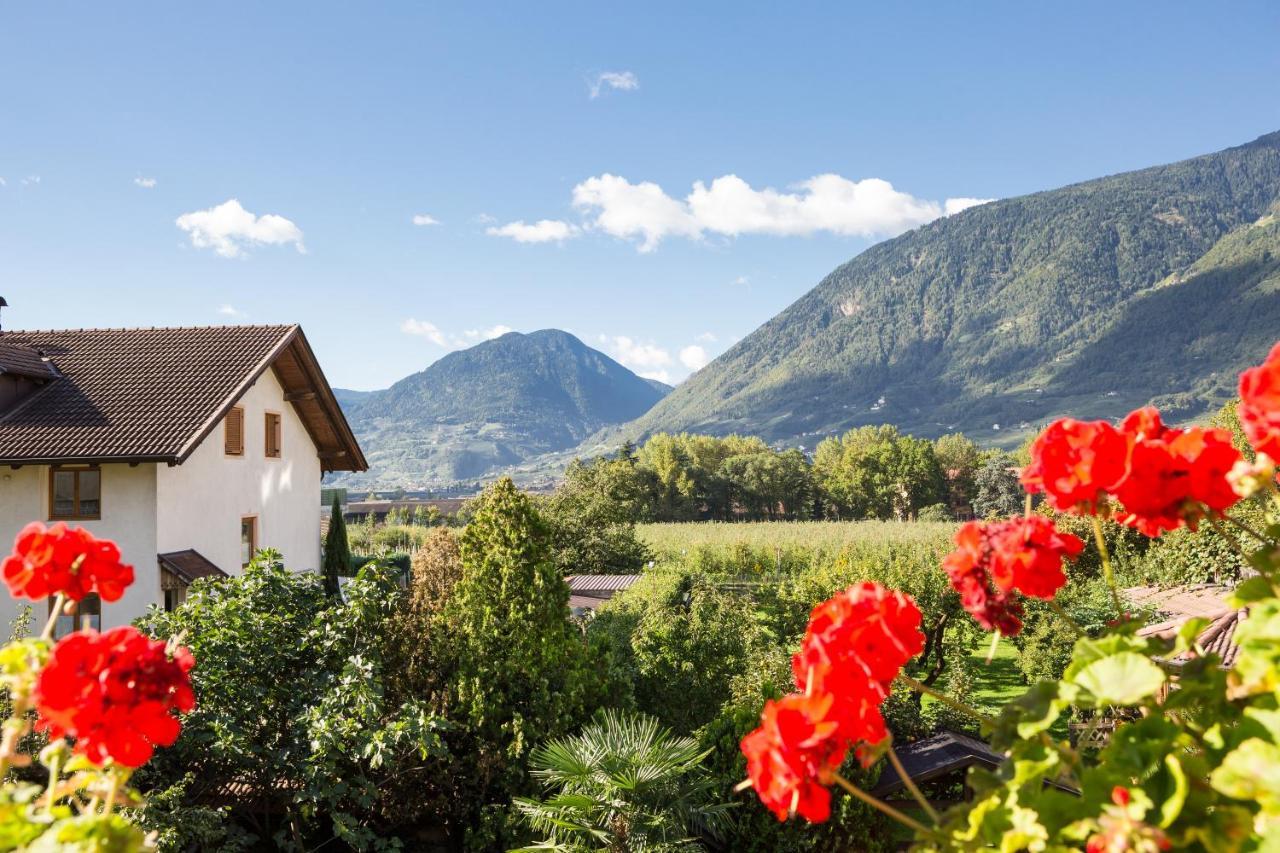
[{"x1": 565, "y1": 428, "x2": 1025, "y2": 524}]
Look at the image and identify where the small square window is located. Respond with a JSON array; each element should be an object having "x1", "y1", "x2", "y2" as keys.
[
  {"x1": 49, "y1": 467, "x2": 101, "y2": 520},
  {"x1": 49, "y1": 593, "x2": 101, "y2": 638}
]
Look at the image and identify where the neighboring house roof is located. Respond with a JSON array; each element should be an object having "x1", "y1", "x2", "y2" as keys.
[
  {"x1": 870, "y1": 731, "x2": 1003, "y2": 797},
  {"x1": 0, "y1": 325, "x2": 366, "y2": 471},
  {"x1": 566, "y1": 574, "x2": 642, "y2": 594},
  {"x1": 0, "y1": 342, "x2": 57, "y2": 380},
  {"x1": 158, "y1": 550, "x2": 230, "y2": 585},
  {"x1": 1128, "y1": 583, "x2": 1245, "y2": 668},
  {"x1": 871, "y1": 730, "x2": 1078, "y2": 798}
]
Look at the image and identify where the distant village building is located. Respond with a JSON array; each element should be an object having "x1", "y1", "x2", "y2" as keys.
[
  {"x1": 565, "y1": 574, "x2": 641, "y2": 613},
  {"x1": 0, "y1": 324, "x2": 365, "y2": 630}
]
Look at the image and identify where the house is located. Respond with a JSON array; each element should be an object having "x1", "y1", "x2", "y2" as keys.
[
  {"x1": 0, "y1": 324, "x2": 365, "y2": 631},
  {"x1": 565, "y1": 574, "x2": 641, "y2": 613}
]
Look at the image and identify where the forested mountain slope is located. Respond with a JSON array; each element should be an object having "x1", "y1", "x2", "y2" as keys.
[
  {"x1": 624, "y1": 130, "x2": 1280, "y2": 447},
  {"x1": 335, "y1": 330, "x2": 669, "y2": 487}
]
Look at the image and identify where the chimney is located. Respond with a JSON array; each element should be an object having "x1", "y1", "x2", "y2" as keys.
[{"x1": 0, "y1": 296, "x2": 7, "y2": 333}]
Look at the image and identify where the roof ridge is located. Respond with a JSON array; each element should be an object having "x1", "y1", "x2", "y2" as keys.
[{"x1": 0, "y1": 323, "x2": 297, "y2": 335}]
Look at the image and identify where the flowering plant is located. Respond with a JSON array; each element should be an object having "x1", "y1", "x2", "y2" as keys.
[
  {"x1": 0, "y1": 523, "x2": 194, "y2": 851},
  {"x1": 741, "y1": 343, "x2": 1280, "y2": 850}
]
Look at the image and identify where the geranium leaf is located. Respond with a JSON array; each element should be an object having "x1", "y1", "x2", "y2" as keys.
[{"x1": 1070, "y1": 652, "x2": 1165, "y2": 706}]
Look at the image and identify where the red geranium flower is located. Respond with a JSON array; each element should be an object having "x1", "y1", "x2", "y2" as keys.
[
  {"x1": 943, "y1": 522, "x2": 1025, "y2": 636},
  {"x1": 1, "y1": 522, "x2": 134, "y2": 602},
  {"x1": 1111, "y1": 408, "x2": 1241, "y2": 537},
  {"x1": 35, "y1": 626, "x2": 195, "y2": 767},
  {"x1": 1021, "y1": 418, "x2": 1131, "y2": 513},
  {"x1": 793, "y1": 582, "x2": 925, "y2": 702},
  {"x1": 986, "y1": 516, "x2": 1086, "y2": 600},
  {"x1": 740, "y1": 692, "x2": 847, "y2": 822},
  {"x1": 1239, "y1": 341, "x2": 1280, "y2": 460}
]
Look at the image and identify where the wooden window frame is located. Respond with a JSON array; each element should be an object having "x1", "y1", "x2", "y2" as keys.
[
  {"x1": 240, "y1": 516, "x2": 258, "y2": 568},
  {"x1": 48, "y1": 465, "x2": 102, "y2": 521},
  {"x1": 264, "y1": 411, "x2": 282, "y2": 459},
  {"x1": 49, "y1": 592, "x2": 101, "y2": 638},
  {"x1": 225, "y1": 406, "x2": 245, "y2": 457}
]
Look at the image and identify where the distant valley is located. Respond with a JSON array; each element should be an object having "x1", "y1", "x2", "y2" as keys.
[{"x1": 335, "y1": 130, "x2": 1280, "y2": 491}]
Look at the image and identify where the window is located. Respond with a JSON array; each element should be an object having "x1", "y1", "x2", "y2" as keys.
[
  {"x1": 50, "y1": 593, "x2": 100, "y2": 638},
  {"x1": 49, "y1": 466, "x2": 101, "y2": 520},
  {"x1": 225, "y1": 406, "x2": 245, "y2": 456},
  {"x1": 265, "y1": 412, "x2": 282, "y2": 458},
  {"x1": 241, "y1": 517, "x2": 257, "y2": 567}
]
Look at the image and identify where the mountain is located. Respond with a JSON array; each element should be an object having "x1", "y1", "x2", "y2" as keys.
[
  {"x1": 622, "y1": 130, "x2": 1280, "y2": 448},
  {"x1": 333, "y1": 330, "x2": 669, "y2": 487}
]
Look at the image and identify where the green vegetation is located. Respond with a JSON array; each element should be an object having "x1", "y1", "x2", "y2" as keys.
[
  {"x1": 513, "y1": 710, "x2": 733, "y2": 852},
  {"x1": 322, "y1": 493, "x2": 348, "y2": 597},
  {"x1": 619, "y1": 130, "x2": 1280, "y2": 449},
  {"x1": 335, "y1": 329, "x2": 671, "y2": 488}
]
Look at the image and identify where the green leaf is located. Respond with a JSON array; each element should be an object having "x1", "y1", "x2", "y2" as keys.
[
  {"x1": 1159, "y1": 753, "x2": 1188, "y2": 828},
  {"x1": 1210, "y1": 738, "x2": 1280, "y2": 815},
  {"x1": 1227, "y1": 575, "x2": 1275, "y2": 607},
  {"x1": 1070, "y1": 652, "x2": 1165, "y2": 707}
]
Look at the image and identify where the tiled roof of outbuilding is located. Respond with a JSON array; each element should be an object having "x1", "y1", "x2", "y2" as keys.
[
  {"x1": 0, "y1": 341, "x2": 56, "y2": 379},
  {"x1": 0, "y1": 325, "x2": 366, "y2": 471}
]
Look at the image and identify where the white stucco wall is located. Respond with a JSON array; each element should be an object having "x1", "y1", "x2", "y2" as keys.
[
  {"x1": 0, "y1": 463, "x2": 158, "y2": 631},
  {"x1": 156, "y1": 368, "x2": 322, "y2": 576},
  {"x1": 0, "y1": 367, "x2": 324, "y2": 631}
]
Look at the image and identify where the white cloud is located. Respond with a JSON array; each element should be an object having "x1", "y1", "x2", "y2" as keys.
[
  {"x1": 473, "y1": 213, "x2": 498, "y2": 225},
  {"x1": 464, "y1": 324, "x2": 514, "y2": 341},
  {"x1": 944, "y1": 197, "x2": 995, "y2": 216},
  {"x1": 679, "y1": 344, "x2": 710, "y2": 371},
  {"x1": 572, "y1": 174, "x2": 700, "y2": 252},
  {"x1": 175, "y1": 199, "x2": 305, "y2": 259},
  {"x1": 639, "y1": 369, "x2": 672, "y2": 384},
  {"x1": 505, "y1": 172, "x2": 993, "y2": 252},
  {"x1": 598, "y1": 334, "x2": 673, "y2": 373},
  {"x1": 486, "y1": 219, "x2": 579, "y2": 244},
  {"x1": 21, "y1": 175, "x2": 39, "y2": 186},
  {"x1": 400, "y1": 318, "x2": 448, "y2": 347},
  {"x1": 0, "y1": 177, "x2": 7, "y2": 187},
  {"x1": 217, "y1": 304, "x2": 245, "y2": 318},
  {"x1": 589, "y1": 70, "x2": 639, "y2": 99},
  {"x1": 695, "y1": 331, "x2": 717, "y2": 343},
  {"x1": 412, "y1": 213, "x2": 440, "y2": 226},
  {"x1": 134, "y1": 176, "x2": 157, "y2": 189},
  {"x1": 732, "y1": 275, "x2": 749, "y2": 286}
]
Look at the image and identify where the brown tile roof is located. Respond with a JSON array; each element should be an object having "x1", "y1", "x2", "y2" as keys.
[
  {"x1": 566, "y1": 574, "x2": 642, "y2": 594},
  {"x1": 1129, "y1": 583, "x2": 1246, "y2": 669},
  {"x1": 0, "y1": 341, "x2": 57, "y2": 380},
  {"x1": 0, "y1": 325, "x2": 366, "y2": 471},
  {"x1": 158, "y1": 549, "x2": 230, "y2": 584}
]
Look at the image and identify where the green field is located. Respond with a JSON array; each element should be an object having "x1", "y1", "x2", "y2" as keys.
[{"x1": 638, "y1": 520, "x2": 958, "y2": 560}]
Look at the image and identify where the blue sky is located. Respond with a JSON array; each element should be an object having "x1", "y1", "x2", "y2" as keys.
[{"x1": 2, "y1": 2, "x2": 1278, "y2": 390}]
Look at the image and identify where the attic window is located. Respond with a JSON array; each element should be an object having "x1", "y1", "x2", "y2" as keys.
[{"x1": 225, "y1": 406, "x2": 245, "y2": 456}]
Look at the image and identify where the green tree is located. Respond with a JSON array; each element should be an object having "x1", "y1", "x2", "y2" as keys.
[
  {"x1": 137, "y1": 554, "x2": 444, "y2": 851},
  {"x1": 322, "y1": 493, "x2": 349, "y2": 597},
  {"x1": 445, "y1": 478, "x2": 593, "y2": 845},
  {"x1": 540, "y1": 458, "x2": 654, "y2": 575},
  {"x1": 513, "y1": 711, "x2": 732, "y2": 852},
  {"x1": 972, "y1": 453, "x2": 1023, "y2": 518},
  {"x1": 934, "y1": 432, "x2": 982, "y2": 515}
]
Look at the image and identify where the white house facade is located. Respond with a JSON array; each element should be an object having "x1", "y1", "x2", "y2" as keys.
[{"x1": 0, "y1": 324, "x2": 365, "y2": 631}]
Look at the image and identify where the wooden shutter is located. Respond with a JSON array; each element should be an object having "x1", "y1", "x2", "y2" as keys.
[
  {"x1": 265, "y1": 413, "x2": 282, "y2": 457},
  {"x1": 225, "y1": 407, "x2": 245, "y2": 456}
]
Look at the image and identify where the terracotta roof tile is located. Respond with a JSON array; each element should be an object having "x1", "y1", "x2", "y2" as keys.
[
  {"x1": 0, "y1": 325, "x2": 296, "y2": 464},
  {"x1": 158, "y1": 549, "x2": 230, "y2": 584},
  {"x1": 0, "y1": 341, "x2": 57, "y2": 380}
]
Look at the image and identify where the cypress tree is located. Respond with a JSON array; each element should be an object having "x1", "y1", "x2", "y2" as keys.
[{"x1": 322, "y1": 493, "x2": 349, "y2": 598}]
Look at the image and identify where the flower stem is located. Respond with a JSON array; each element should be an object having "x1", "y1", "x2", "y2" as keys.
[
  {"x1": 831, "y1": 772, "x2": 940, "y2": 839},
  {"x1": 44, "y1": 751, "x2": 62, "y2": 816},
  {"x1": 1048, "y1": 600, "x2": 1084, "y2": 637},
  {"x1": 40, "y1": 593, "x2": 66, "y2": 642},
  {"x1": 1090, "y1": 516, "x2": 1124, "y2": 618},
  {"x1": 886, "y1": 740, "x2": 940, "y2": 823},
  {"x1": 103, "y1": 768, "x2": 120, "y2": 814},
  {"x1": 897, "y1": 673, "x2": 996, "y2": 727}
]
